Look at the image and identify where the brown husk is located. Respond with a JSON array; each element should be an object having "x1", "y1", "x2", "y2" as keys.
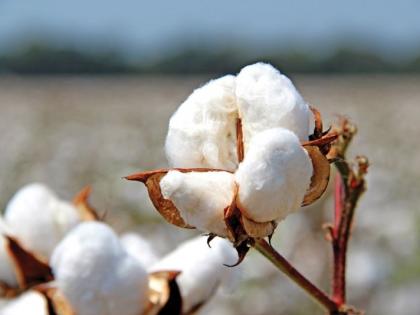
[
  {"x1": 144, "y1": 271, "x2": 182, "y2": 315},
  {"x1": 5, "y1": 236, "x2": 53, "y2": 291},
  {"x1": 36, "y1": 285, "x2": 75, "y2": 315},
  {"x1": 302, "y1": 146, "x2": 331, "y2": 206},
  {"x1": 73, "y1": 186, "x2": 101, "y2": 221}
]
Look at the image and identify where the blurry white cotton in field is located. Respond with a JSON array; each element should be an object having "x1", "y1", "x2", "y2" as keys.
[
  {"x1": 165, "y1": 75, "x2": 238, "y2": 171},
  {"x1": 1, "y1": 291, "x2": 48, "y2": 315},
  {"x1": 4, "y1": 183, "x2": 80, "y2": 258},
  {"x1": 150, "y1": 236, "x2": 240, "y2": 313},
  {"x1": 235, "y1": 128, "x2": 313, "y2": 222},
  {"x1": 50, "y1": 222, "x2": 148, "y2": 315},
  {"x1": 236, "y1": 62, "x2": 310, "y2": 147},
  {"x1": 120, "y1": 232, "x2": 159, "y2": 268},
  {"x1": 160, "y1": 170, "x2": 235, "y2": 236}
]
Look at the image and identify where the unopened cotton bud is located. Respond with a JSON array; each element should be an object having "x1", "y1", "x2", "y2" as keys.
[
  {"x1": 120, "y1": 232, "x2": 159, "y2": 268},
  {"x1": 160, "y1": 171, "x2": 235, "y2": 236},
  {"x1": 150, "y1": 236, "x2": 240, "y2": 313},
  {"x1": 4, "y1": 183, "x2": 80, "y2": 258},
  {"x1": 236, "y1": 62, "x2": 310, "y2": 148},
  {"x1": 50, "y1": 222, "x2": 148, "y2": 315},
  {"x1": 1, "y1": 291, "x2": 48, "y2": 315},
  {"x1": 165, "y1": 75, "x2": 238, "y2": 171},
  {"x1": 235, "y1": 128, "x2": 313, "y2": 223},
  {"x1": 0, "y1": 219, "x2": 18, "y2": 288}
]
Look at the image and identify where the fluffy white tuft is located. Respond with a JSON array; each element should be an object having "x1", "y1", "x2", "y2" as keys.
[
  {"x1": 4, "y1": 183, "x2": 80, "y2": 258},
  {"x1": 150, "y1": 236, "x2": 240, "y2": 313},
  {"x1": 120, "y1": 232, "x2": 159, "y2": 268},
  {"x1": 50, "y1": 222, "x2": 148, "y2": 315},
  {"x1": 165, "y1": 75, "x2": 238, "y2": 171},
  {"x1": 235, "y1": 128, "x2": 313, "y2": 222},
  {"x1": 236, "y1": 62, "x2": 311, "y2": 148},
  {"x1": 1, "y1": 291, "x2": 48, "y2": 315},
  {"x1": 160, "y1": 171, "x2": 235, "y2": 236}
]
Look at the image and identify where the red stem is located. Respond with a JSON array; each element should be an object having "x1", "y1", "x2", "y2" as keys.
[{"x1": 332, "y1": 173, "x2": 346, "y2": 306}]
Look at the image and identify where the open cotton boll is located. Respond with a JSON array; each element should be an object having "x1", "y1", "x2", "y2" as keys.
[
  {"x1": 120, "y1": 232, "x2": 159, "y2": 268},
  {"x1": 165, "y1": 75, "x2": 239, "y2": 171},
  {"x1": 160, "y1": 170, "x2": 235, "y2": 236},
  {"x1": 235, "y1": 128, "x2": 313, "y2": 223},
  {"x1": 1, "y1": 291, "x2": 49, "y2": 315},
  {"x1": 4, "y1": 183, "x2": 80, "y2": 259},
  {"x1": 150, "y1": 236, "x2": 239, "y2": 313},
  {"x1": 236, "y1": 62, "x2": 311, "y2": 149},
  {"x1": 50, "y1": 222, "x2": 148, "y2": 315}
]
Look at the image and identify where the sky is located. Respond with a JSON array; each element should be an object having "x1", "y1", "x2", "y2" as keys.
[{"x1": 1, "y1": 0, "x2": 420, "y2": 60}]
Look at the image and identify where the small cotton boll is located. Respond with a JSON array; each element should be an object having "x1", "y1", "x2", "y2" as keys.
[
  {"x1": 1, "y1": 291, "x2": 49, "y2": 315},
  {"x1": 150, "y1": 236, "x2": 240, "y2": 313},
  {"x1": 120, "y1": 232, "x2": 159, "y2": 268},
  {"x1": 165, "y1": 75, "x2": 239, "y2": 171},
  {"x1": 160, "y1": 171, "x2": 235, "y2": 236},
  {"x1": 235, "y1": 128, "x2": 313, "y2": 223},
  {"x1": 236, "y1": 63, "x2": 311, "y2": 149},
  {"x1": 51, "y1": 222, "x2": 148, "y2": 315},
  {"x1": 4, "y1": 183, "x2": 80, "y2": 258}
]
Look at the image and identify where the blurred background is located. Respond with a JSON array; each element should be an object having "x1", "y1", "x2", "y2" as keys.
[{"x1": 1, "y1": 1, "x2": 420, "y2": 314}]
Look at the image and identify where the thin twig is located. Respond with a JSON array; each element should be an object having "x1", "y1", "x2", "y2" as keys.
[{"x1": 328, "y1": 118, "x2": 368, "y2": 313}]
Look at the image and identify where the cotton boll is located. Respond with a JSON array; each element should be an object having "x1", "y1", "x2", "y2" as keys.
[
  {"x1": 160, "y1": 171, "x2": 235, "y2": 236},
  {"x1": 1, "y1": 291, "x2": 49, "y2": 315},
  {"x1": 51, "y1": 222, "x2": 148, "y2": 315},
  {"x1": 4, "y1": 183, "x2": 80, "y2": 258},
  {"x1": 236, "y1": 63, "x2": 310, "y2": 149},
  {"x1": 165, "y1": 75, "x2": 239, "y2": 171},
  {"x1": 235, "y1": 128, "x2": 313, "y2": 223},
  {"x1": 150, "y1": 236, "x2": 240, "y2": 313},
  {"x1": 120, "y1": 232, "x2": 159, "y2": 268}
]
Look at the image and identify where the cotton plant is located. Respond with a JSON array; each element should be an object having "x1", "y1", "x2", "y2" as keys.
[
  {"x1": 127, "y1": 63, "x2": 369, "y2": 315},
  {"x1": 47, "y1": 222, "x2": 240, "y2": 315},
  {"x1": 3, "y1": 183, "x2": 99, "y2": 260},
  {"x1": 0, "y1": 63, "x2": 369, "y2": 315},
  {"x1": 126, "y1": 62, "x2": 335, "y2": 260},
  {"x1": 0, "y1": 183, "x2": 241, "y2": 315},
  {"x1": 0, "y1": 183, "x2": 99, "y2": 298}
]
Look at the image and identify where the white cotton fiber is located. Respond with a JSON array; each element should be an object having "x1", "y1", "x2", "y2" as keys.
[
  {"x1": 165, "y1": 75, "x2": 239, "y2": 171},
  {"x1": 160, "y1": 171, "x2": 235, "y2": 236},
  {"x1": 150, "y1": 236, "x2": 240, "y2": 313},
  {"x1": 50, "y1": 222, "x2": 148, "y2": 315},
  {"x1": 1, "y1": 291, "x2": 48, "y2": 315},
  {"x1": 0, "y1": 219, "x2": 18, "y2": 288},
  {"x1": 120, "y1": 232, "x2": 159, "y2": 268},
  {"x1": 236, "y1": 63, "x2": 311, "y2": 149},
  {"x1": 235, "y1": 128, "x2": 313, "y2": 223},
  {"x1": 4, "y1": 183, "x2": 80, "y2": 259}
]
